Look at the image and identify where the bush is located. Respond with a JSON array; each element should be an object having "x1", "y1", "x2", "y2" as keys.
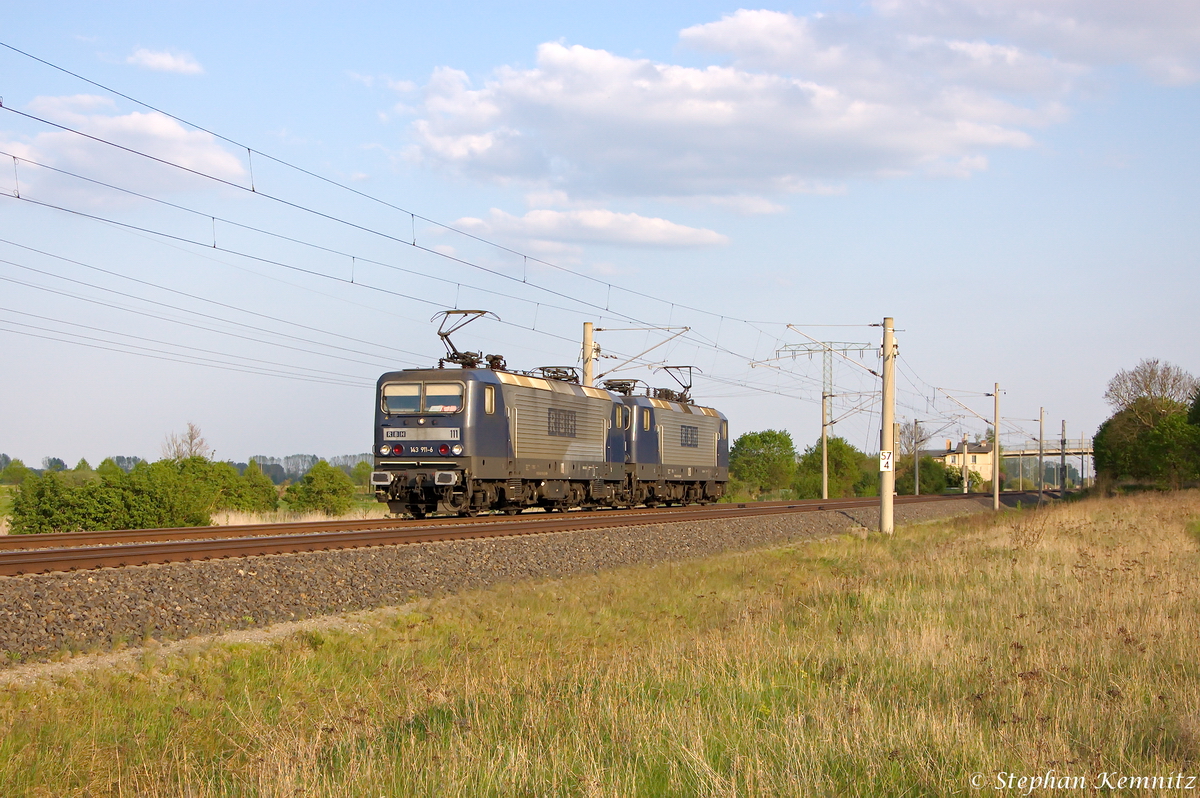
[
  {"x1": 219, "y1": 459, "x2": 278, "y2": 512},
  {"x1": 1095, "y1": 401, "x2": 1200, "y2": 489},
  {"x1": 0, "y1": 458, "x2": 32, "y2": 486},
  {"x1": 284, "y1": 460, "x2": 356, "y2": 515},
  {"x1": 895, "y1": 456, "x2": 952, "y2": 494},
  {"x1": 9, "y1": 456, "x2": 285, "y2": 533},
  {"x1": 729, "y1": 430, "x2": 797, "y2": 496},
  {"x1": 791, "y1": 436, "x2": 875, "y2": 499}
]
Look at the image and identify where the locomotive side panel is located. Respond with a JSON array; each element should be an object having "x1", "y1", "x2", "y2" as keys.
[
  {"x1": 657, "y1": 407, "x2": 720, "y2": 468},
  {"x1": 498, "y1": 372, "x2": 623, "y2": 482}
]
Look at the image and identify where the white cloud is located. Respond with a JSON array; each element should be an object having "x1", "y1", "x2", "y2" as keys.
[
  {"x1": 453, "y1": 208, "x2": 728, "y2": 248},
  {"x1": 126, "y1": 48, "x2": 204, "y2": 75},
  {"x1": 2, "y1": 95, "x2": 246, "y2": 203},
  {"x1": 403, "y1": 4, "x2": 1198, "y2": 207},
  {"x1": 872, "y1": 0, "x2": 1200, "y2": 85},
  {"x1": 407, "y1": 36, "x2": 1040, "y2": 203},
  {"x1": 702, "y1": 195, "x2": 788, "y2": 215}
]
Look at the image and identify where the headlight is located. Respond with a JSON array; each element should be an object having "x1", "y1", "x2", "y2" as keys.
[
  {"x1": 451, "y1": 444, "x2": 464, "y2": 456},
  {"x1": 378, "y1": 444, "x2": 392, "y2": 455}
]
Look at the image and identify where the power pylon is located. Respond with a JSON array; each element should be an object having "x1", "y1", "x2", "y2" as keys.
[{"x1": 778, "y1": 341, "x2": 874, "y2": 500}]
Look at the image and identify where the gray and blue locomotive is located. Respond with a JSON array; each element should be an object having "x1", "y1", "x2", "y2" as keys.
[{"x1": 369, "y1": 347, "x2": 729, "y2": 518}]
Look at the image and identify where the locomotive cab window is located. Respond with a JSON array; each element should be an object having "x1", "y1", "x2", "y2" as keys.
[
  {"x1": 382, "y1": 384, "x2": 421, "y2": 414},
  {"x1": 643, "y1": 408, "x2": 652, "y2": 431},
  {"x1": 484, "y1": 385, "x2": 495, "y2": 415},
  {"x1": 424, "y1": 383, "x2": 464, "y2": 413}
]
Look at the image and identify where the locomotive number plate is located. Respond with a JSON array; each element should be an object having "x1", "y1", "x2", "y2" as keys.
[{"x1": 382, "y1": 428, "x2": 460, "y2": 440}]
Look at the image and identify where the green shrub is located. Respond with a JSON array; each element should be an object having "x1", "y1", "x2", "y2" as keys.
[
  {"x1": 10, "y1": 456, "x2": 285, "y2": 533},
  {"x1": 0, "y1": 458, "x2": 32, "y2": 486},
  {"x1": 285, "y1": 460, "x2": 356, "y2": 515}
]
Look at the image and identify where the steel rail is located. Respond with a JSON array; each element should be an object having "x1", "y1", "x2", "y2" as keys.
[
  {"x1": 0, "y1": 503, "x2": 770, "y2": 550},
  {"x1": 0, "y1": 495, "x2": 903, "y2": 550},
  {"x1": 0, "y1": 494, "x2": 995, "y2": 577}
]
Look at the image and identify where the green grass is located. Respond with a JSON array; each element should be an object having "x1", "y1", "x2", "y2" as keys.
[
  {"x1": 0, "y1": 485, "x2": 12, "y2": 522},
  {"x1": 2, "y1": 492, "x2": 1199, "y2": 795}
]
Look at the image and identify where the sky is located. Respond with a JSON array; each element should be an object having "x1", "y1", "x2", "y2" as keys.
[{"x1": 1, "y1": 0, "x2": 1198, "y2": 467}]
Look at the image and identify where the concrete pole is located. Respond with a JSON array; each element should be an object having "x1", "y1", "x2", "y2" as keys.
[
  {"x1": 880, "y1": 317, "x2": 896, "y2": 536},
  {"x1": 962, "y1": 433, "x2": 970, "y2": 494},
  {"x1": 582, "y1": 322, "x2": 595, "y2": 387},
  {"x1": 993, "y1": 383, "x2": 1001, "y2": 511},
  {"x1": 1038, "y1": 407, "x2": 1045, "y2": 504},
  {"x1": 914, "y1": 421, "x2": 921, "y2": 497},
  {"x1": 821, "y1": 393, "x2": 829, "y2": 501},
  {"x1": 1060, "y1": 420, "x2": 1068, "y2": 493}
]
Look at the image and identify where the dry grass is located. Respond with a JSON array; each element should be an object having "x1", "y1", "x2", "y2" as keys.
[
  {"x1": 210, "y1": 502, "x2": 390, "y2": 526},
  {"x1": 1, "y1": 492, "x2": 1199, "y2": 796}
]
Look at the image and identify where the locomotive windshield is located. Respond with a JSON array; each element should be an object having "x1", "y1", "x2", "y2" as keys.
[
  {"x1": 381, "y1": 382, "x2": 465, "y2": 414},
  {"x1": 382, "y1": 384, "x2": 421, "y2": 414},
  {"x1": 424, "y1": 383, "x2": 464, "y2": 412}
]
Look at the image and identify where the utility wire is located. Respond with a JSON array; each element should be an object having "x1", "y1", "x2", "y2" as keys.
[
  {"x1": 0, "y1": 234, "x2": 431, "y2": 362},
  {"x1": 0, "y1": 309, "x2": 373, "y2": 384},
  {"x1": 0, "y1": 39, "x2": 813, "y2": 327},
  {"x1": 0, "y1": 322, "x2": 373, "y2": 387},
  {"x1": 0, "y1": 44, "x2": 894, "y2": 410}
]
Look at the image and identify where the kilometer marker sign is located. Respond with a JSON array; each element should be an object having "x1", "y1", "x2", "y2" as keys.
[{"x1": 879, "y1": 450, "x2": 894, "y2": 472}]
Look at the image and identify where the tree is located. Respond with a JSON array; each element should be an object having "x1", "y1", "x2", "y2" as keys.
[
  {"x1": 42, "y1": 457, "x2": 66, "y2": 472},
  {"x1": 729, "y1": 430, "x2": 797, "y2": 495},
  {"x1": 792, "y1": 436, "x2": 874, "y2": 499},
  {"x1": 225, "y1": 460, "x2": 279, "y2": 512},
  {"x1": 1095, "y1": 360, "x2": 1200, "y2": 488},
  {"x1": 8, "y1": 454, "x2": 286, "y2": 534},
  {"x1": 162, "y1": 422, "x2": 212, "y2": 461},
  {"x1": 895, "y1": 456, "x2": 953, "y2": 495},
  {"x1": 112, "y1": 455, "x2": 143, "y2": 473},
  {"x1": 0, "y1": 453, "x2": 9, "y2": 472},
  {"x1": 897, "y1": 420, "x2": 932, "y2": 459},
  {"x1": 284, "y1": 460, "x2": 356, "y2": 515},
  {"x1": 1104, "y1": 359, "x2": 1198, "y2": 427},
  {"x1": 0, "y1": 458, "x2": 32, "y2": 485},
  {"x1": 351, "y1": 459, "x2": 373, "y2": 488}
]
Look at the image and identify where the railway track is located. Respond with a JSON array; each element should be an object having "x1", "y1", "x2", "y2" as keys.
[{"x1": 0, "y1": 493, "x2": 992, "y2": 577}]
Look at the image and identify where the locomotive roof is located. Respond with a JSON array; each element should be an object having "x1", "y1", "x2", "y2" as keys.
[
  {"x1": 377, "y1": 367, "x2": 724, "y2": 417},
  {"x1": 620, "y1": 394, "x2": 724, "y2": 418}
]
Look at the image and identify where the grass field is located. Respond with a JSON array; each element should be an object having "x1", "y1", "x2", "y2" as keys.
[{"x1": 1, "y1": 492, "x2": 1198, "y2": 796}]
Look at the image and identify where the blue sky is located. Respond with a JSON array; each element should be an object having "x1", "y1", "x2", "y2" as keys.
[{"x1": 1, "y1": 1, "x2": 1198, "y2": 466}]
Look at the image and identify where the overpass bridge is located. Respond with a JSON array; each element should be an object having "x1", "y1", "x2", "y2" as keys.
[{"x1": 1001, "y1": 437, "x2": 1093, "y2": 489}]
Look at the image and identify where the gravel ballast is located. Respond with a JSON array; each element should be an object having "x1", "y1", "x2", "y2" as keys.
[{"x1": 0, "y1": 497, "x2": 995, "y2": 666}]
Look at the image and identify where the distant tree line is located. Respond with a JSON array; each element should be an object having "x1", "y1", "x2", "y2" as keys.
[
  {"x1": 1094, "y1": 359, "x2": 1200, "y2": 489},
  {"x1": 9, "y1": 457, "x2": 279, "y2": 534},
  {"x1": 727, "y1": 429, "x2": 963, "y2": 500},
  {"x1": 2, "y1": 424, "x2": 378, "y2": 533},
  {"x1": 1, "y1": 451, "x2": 372, "y2": 488},
  {"x1": 248, "y1": 453, "x2": 371, "y2": 485}
]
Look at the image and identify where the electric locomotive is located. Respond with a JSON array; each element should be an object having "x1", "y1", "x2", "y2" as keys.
[{"x1": 370, "y1": 312, "x2": 729, "y2": 517}]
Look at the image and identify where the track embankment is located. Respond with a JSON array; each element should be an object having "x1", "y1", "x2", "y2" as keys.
[{"x1": 0, "y1": 496, "x2": 1003, "y2": 666}]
